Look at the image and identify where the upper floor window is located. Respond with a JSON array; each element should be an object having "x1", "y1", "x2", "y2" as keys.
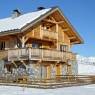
[
  {"x1": 0, "y1": 41, "x2": 5, "y2": 50},
  {"x1": 60, "y1": 45, "x2": 68, "y2": 52},
  {"x1": 42, "y1": 24, "x2": 51, "y2": 31}
]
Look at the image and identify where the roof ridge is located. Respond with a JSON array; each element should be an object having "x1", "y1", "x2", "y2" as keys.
[{"x1": 0, "y1": 7, "x2": 54, "y2": 20}]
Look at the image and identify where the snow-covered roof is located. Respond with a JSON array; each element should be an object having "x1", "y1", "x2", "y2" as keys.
[{"x1": 0, "y1": 8, "x2": 52, "y2": 32}]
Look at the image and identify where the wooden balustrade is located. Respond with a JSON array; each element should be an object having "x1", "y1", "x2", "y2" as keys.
[
  {"x1": 8, "y1": 48, "x2": 76, "y2": 62},
  {"x1": 8, "y1": 48, "x2": 29, "y2": 61},
  {"x1": 41, "y1": 29, "x2": 57, "y2": 40}
]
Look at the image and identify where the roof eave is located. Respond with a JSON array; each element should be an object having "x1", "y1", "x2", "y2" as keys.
[{"x1": 0, "y1": 29, "x2": 20, "y2": 36}]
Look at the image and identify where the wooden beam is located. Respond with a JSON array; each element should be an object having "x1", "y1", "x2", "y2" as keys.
[
  {"x1": 21, "y1": 60, "x2": 27, "y2": 68},
  {"x1": 69, "y1": 36, "x2": 76, "y2": 40},
  {"x1": 56, "y1": 24, "x2": 59, "y2": 33},
  {"x1": 71, "y1": 41, "x2": 80, "y2": 44},
  {"x1": 63, "y1": 28, "x2": 69, "y2": 32},
  {"x1": 17, "y1": 36, "x2": 29, "y2": 48},
  {"x1": 43, "y1": 19, "x2": 57, "y2": 24},
  {"x1": 43, "y1": 19, "x2": 64, "y2": 24},
  {"x1": 49, "y1": 16, "x2": 56, "y2": 21},
  {"x1": 56, "y1": 21, "x2": 64, "y2": 24},
  {"x1": 56, "y1": 24, "x2": 59, "y2": 50},
  {"x1": 12, "y1": 61, "x2": 17, "y2": 68}
]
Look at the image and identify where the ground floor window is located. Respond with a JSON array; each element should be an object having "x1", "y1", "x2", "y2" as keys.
[{"x1": 0, "y1": 41, "x2": 5, "y2": 50}]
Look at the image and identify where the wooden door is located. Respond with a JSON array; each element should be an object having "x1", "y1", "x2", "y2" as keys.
[
  {"x1": 46, "y1": 65, "x2": 51, "y2": 79},
  {"x1": 56, "y1": 64, "x2": 61, "y2": 76}
]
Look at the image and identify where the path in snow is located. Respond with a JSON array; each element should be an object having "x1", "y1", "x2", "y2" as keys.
[{"x1": 0, "y1": 84, "x2": 95, "y2": 95}]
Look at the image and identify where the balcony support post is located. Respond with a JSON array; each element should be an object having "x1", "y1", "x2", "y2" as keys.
[
  {"x1": 12, "y1": 61, "x2": 17, "y2": 68},
  {"x1": 18, "y1": 35, "x2": 28, "y2": 48},
  {"x1": 21, "y1": 60, "x2": 27, "y2": 69},
  {"x1": 21, "y1": 36, "x2": 26, "y2": 48}
]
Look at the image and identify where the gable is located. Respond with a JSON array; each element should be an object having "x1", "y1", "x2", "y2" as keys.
[{"x1": 45, "y1": 9, "x2": 83, "y2": 44}]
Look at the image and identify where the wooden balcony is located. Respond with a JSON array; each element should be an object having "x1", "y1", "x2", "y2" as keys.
[
  {"x1": 8, "y1": 48, "x2": 76, "y2": 62},
  {"x1": 41, "y1": 29, "x2": 57, "y2": 40}
]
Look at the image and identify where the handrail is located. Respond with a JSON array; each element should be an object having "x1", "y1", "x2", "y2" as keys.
[
  {"x1": 7, "y1": 47, "x2": 76, "y2": 54},
  {"x1": 8, "y1": 48, "x2": 76, "y2": 61}
]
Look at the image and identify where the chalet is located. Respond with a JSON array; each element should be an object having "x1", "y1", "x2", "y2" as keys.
[{"x1": 0, "y1": 7, "x2": 83, "y2": 80}]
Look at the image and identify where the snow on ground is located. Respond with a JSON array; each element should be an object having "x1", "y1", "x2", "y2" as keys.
[
  {"x1": 0, "y1": 84, "x2": 95, "y2": 95},
  {"x1": 78, "y1": 64, "x2": 95, "y2": 75},
  {"x1": 77, "y1": 55, "x2": 95, "y2": 75}
]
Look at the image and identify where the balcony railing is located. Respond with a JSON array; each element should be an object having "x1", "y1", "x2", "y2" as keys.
[
  {"x1": 8, "y1": 48, "x2": 76, "y2": 62},
  {"x1": 41, "y1": 29, "x2": 57, "y2": 40}
]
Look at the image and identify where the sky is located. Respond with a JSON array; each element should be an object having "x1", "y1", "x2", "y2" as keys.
[{"x1": 0, "y1": 0, "x2": 95, "y2": 57}]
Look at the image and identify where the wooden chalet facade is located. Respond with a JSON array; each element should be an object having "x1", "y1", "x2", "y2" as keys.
[{"x1": 0, "y1": 7, "x2": 83, "y2": 79}]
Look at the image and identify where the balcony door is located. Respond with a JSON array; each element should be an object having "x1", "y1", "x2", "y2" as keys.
[
  {"x1": 40, "y1": 65, "x2": 47, "y2": 79},
  {"x1": 40, "y1": 65, "x2": 51, "y2": 79},
  {"x1": 56, "y1": 64, "x2": 61, "y2": 76},
  {"x1": 60, "y1": 45, "x2": 68, "y2": 52}
]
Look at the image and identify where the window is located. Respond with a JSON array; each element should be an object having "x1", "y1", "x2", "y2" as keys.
[
  {"x1": 17, "y1": 39, "x2": 22, "y2": 48},
  {"x1": 60, "y1": 45, "x2": 68, "y2": 52},
  {"x1": 0, "y1": 41, "x2": 5, "y2": 50},
  {"x1": 32, "y1": 43, "x2": 42, "y2": 48}
]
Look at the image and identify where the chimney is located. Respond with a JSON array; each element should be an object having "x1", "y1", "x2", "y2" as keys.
[
  {"x1": 12, "y1": 9, "x2": 21, "y2": 19},
  {"x1": 37, "y1": 7, "x2": 45, "y2": 11}
]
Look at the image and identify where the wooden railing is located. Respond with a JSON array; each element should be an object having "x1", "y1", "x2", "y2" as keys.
[
  {"x1": 8, "y1": 48, "x2": 76, "y2": 61},
  {"x1": 41, "y1": 29, "x2": 57, "y2": 40}
]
